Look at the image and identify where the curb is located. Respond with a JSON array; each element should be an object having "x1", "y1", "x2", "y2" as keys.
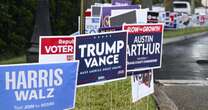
[
  {"x1": 154, "y1": 32, "x2": 208, "y2": 110},
  {"x1": 154, "y1": 83, "x2": 178, "y2": 110},
  {"x1": 163, "y1": 32, "x2": 208, "y2": 45}
]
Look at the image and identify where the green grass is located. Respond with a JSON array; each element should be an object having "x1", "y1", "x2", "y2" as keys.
[
  {"x1": 75, "y1": 79, "x2": 156, "y2": 110},
  {"x1": 164, "y1": 26, "x2": 208, "y2": 38},
  {"x1": 0, "y1": 55, "x2": 26, "y2": 64},
  {"x1": 0, "y1": 56, "x2": 157, "y2": 110}
]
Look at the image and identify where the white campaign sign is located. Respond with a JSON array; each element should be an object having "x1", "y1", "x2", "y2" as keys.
[
  {"x1": 85, "y1": 17, "x2": 100, "y2": 34},
  {"x1": 131, "y1": 70, "x2": 154, "y2": 103},
  {"x1": 39, "y1": 36, "x2": 75, "y2": 63}
]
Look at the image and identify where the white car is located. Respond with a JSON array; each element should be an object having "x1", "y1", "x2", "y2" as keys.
[{"x1": 173, "y1": 1, "x2": 191, "y2": 14}]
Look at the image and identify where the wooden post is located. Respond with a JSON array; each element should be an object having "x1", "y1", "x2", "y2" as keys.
[{"x1": 80, "y1": 0, "x2": 85, "y2": 34}]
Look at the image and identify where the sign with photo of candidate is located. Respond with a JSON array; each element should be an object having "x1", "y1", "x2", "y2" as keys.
[
  {"x1": 100, "y1": 5, "x2": 140, "y2": 27},
  {"x1": 110, "y1": 10, "x2": 137, "y2": 27},
  {"x1": 131, "y1": 70, "x2": 154, "y2": 103},
  {"x1": 75, "y1": 31, "x2": 128, "y2": 87},
  {"x1": 123, "y1": 23, "x2": 163, "y2": 72},
  {"x1": 0, "y1": 62, "x2": 79, "y2": 110}
]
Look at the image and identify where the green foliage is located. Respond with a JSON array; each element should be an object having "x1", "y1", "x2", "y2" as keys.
[
  {"x1": 0, "y1": 0, "x2": 36, "y2": 59},
  {"x1": 132, "y1": 0, "x2": 142, "y2": 4},
  {"x1": 0, "y1": 0, "x2": 80, "y2": 59},
  {"x1": 153, "y1": 0, "x2": 162, "y2": 4},
  {"x1": 195, "y1": 0, "x2": 202, "y2": 7},
  {"x1": 50, "y1": 0, "x2": 80, "y2": 35}
]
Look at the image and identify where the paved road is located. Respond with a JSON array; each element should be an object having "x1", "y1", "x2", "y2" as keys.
[
  {"x1": 155, "y1": 34, "x2": 208, "y2": 80},
  {"x1": 155, "y1": 34, "x2": 208, "y2": 110}
]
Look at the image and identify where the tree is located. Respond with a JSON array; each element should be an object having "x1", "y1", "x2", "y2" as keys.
[
  {"x1": 0, "y1": 0, "x2": 36, "y2": 59},
  {"x1": 132, "y1": 0, "x2": 142, "y2": 4},
  {"x1": 50, "y1": 0, "x2": 80, "y2": 35}
]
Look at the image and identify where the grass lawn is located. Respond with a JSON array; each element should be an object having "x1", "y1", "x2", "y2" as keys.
[
  {"x1": 164, "y1": 26, "x2": 208, "y2": 38},
  {"x1": 0, "y1": 55, "x2": 26, "y2": 64},
  {"x1": 0, "y1": 56, "x2": 157, "y2": 110}
]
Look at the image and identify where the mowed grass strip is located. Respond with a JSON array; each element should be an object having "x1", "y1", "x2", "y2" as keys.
[
  {"x1": 0, "y1": 56, "x2": 157, "y2": 110},
  {"x1": 75, "y1": 79, "x2": 156, "y2": 110},
  {"x1": 164, "y1": 26, "x2": 208, "y2": 38}
]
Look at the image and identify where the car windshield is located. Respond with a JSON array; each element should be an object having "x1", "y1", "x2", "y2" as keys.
[{"x1": 174, "y1": 3, "x2": 187, "y2": 8}]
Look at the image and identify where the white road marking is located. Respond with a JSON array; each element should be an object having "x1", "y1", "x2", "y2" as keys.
[{"x1": 156, "y1": 80, "x2": 208, "y2": 86}]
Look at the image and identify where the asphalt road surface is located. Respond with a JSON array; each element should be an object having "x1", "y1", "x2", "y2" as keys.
[
  {"x1": 155, "y1": 34, "x2": 208, "y2": 80},
  {"x1": 155, "y1": 33, "x2": 208, "y2": 110}
]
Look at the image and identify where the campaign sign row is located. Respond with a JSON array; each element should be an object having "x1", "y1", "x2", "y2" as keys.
[
  {"x1": 39, "y1": 23, "x2": 163, "y2": 87},
  {"x1": 0, "y1": 23, "x2": 163, "y2": 110}
]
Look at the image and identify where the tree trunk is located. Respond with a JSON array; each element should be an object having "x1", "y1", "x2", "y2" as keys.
[
  {"x1": 191, "y1": 0, "x2": 195, "y2": 14},
  {"x1": 164, "y1": 0, "x2": 173, "y2": 12},
  {"x1": 141, "y1": 0, "x2": 152, "y2": 10}
]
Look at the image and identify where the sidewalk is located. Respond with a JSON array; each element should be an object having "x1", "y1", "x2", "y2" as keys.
[{"x1": 160, "y1": 85, "x2": 208, "y2": 110}]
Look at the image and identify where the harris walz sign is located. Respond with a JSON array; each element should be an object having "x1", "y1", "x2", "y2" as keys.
[{"x1": 0, "y1": 62, "x2": 79, "y2": 110}]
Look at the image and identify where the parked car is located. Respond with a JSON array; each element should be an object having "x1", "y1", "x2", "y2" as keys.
[{"x1": 173, "y1": 1, "x2": 191, "y2": 14}]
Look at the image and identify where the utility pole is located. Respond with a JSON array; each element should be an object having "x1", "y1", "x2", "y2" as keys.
[
  {"x1": 191, "y1": 0, "x2": 195, "y2": 14},
  {"x1": 141, "y1": 0, "x2": 152, "y2": 10},
  {"x1": 206, "y1": 0, "x2": 208, "y2": 14},
  {"x1": 27, "y1": 0, "x2": 52, "y2": 63},
  {"x1": 80, "y1": 0, "x2": 85, "y2": 34}
]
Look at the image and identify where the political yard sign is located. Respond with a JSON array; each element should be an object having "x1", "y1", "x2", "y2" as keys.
[
  {"x1": 76, "y1": 31, "x2": 128, "y2": 87},
  {"x1": 98, "y1": 26, "x2": 122, "y2": 33},
  {"x1": 123, "y1": 24, "x2": 163, "y2": 72},
  {"x1": 131, "y1": 70, "x2": 154, "y2": 103},
  {"x1": 112, "y1": 0, "x2": 132, "y2": 5},
  {"x1": 39, "y1": 36, "x2": 75, "y2": 63},
  {"x1": 100, "y1": 5, "x2": 140, "y2": 27},
  {"x1": 0, "y1": 62, "x2": 79, "y2": 110},
  {"x1": 85, "y1": 17, "x2": 100, "y2": 34}
]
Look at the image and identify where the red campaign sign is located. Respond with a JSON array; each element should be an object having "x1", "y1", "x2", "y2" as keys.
[
  {"x1": 41, "y1": 37, "x2": 74, "y2": 55},
  {"x1": 123, "y1": 24, "x2": 163, "y2": 34}
]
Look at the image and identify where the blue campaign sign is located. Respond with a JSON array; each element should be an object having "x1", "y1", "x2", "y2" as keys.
[
  {"x1": 123, "y1": 24, "x2": 163, "y2": 72},
  {"x1": 98, "y1": 26, "x2": 122, "y2": 33},
  {"x1": 75, "y1": 31, "x2": 127, "y2": 87},
  {"x1": 0, "y1": 62, "x2": 79, "y2": 110}
]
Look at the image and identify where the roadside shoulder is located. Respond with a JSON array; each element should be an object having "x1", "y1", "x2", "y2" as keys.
[{"x1": 163, "y1": 32, "x2": 208, "y2": 45}]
